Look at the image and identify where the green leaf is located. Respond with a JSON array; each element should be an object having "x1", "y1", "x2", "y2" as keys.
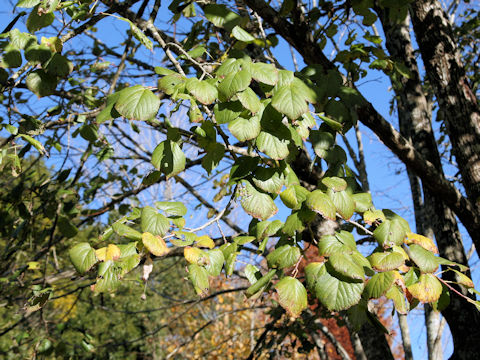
[
  {"x1": 365, "y1": 271, "x2": 395, "y2": 298},
  {"x1": 373, "y1": 219, "x2": 406, "y2": 248},
  {"x1": 328, "y1": 252, "x2": 365, "y2": 280},
  {"x1": 170, "y1": 231, "x2": 195, "y2": 247},
  {"x1": 328, "y1": 189, "x2": 355, "y2": 219},
  {"x1": 154, "y1": 201, "x2": 187, "y2": 217},
  {"x1": 204, "y1": 4, "x2": 245, "y2": 31},
  {"x1": 218, "y1": 70, "x2": 251, "y2": 100},
  {"x1": 246, "y1": 269, "x2": 276, "y2": 298},
  {"x1": 368, "y1": 251, "x2": 405, "y2": 271},
  {"x1": 232, "y1": 26, "x2": 255, "y2": 42},
  {"x1": 407, "y1": 274, "x2": 443, "y2": 303},
  {"x1": 94, "y1": 262, "x2": 120, "y2": 293},
  {"x1": 435, "y1": 257, "x2": 469, "y2": 272},
  {"x1": 215, "y1": 58, "x2": 242, "y2": 76},
  {"x1": 129, "y1": 22, "x2": 153, "y2": 50},
  {"x1": 280, "y1": 186, "x2": 298, "y2": 209},
  {"x1": 17, "y1": 134, "x2": 47, "y2": 155},
  {"x1": 385, "y1": 285, "x2": 408, "y2": 314},
  {"x1": 1, "y1": 45, "x2": 22, "y2": 68},
  {"x1": 205, "y1": 249, "x2": 224, "y2": 276},
  {"x1": 267, "y1": 244, "x2": 301, "y2": 269},
  {"x1": 252, "y1": 167, "x2": 284, "y2": 194},
  {"x1": 271, "y1": 82, "x2": 309, "y2": 120},
  {"x1": 305, "y1": 262, "x2": 323, "y2": 291},
  {"x1": 237, "y1": 87, "x2": 261, "y2": 113},
  {"x1": 187, "y1": 264, "x2": 209, "y2": 296},
  {"x1": 275, "y1": 277, "x2": 308, "y2": 317},
  {"x1": 202, "y1": 143, "x2": 225, "y2": 174},
  {"x1": 112, "y1": 222, "x2": 142, "y2": 241},
  {"x1": 79, "y1": 124, "x2": 98, "y2": 142},
  {"x1": 186, "y1": 78, "x2": 218, "y2": 105},
  {"x1": 214, "y1": 101, "x2": 243, "y2": 124},
  {"x1": 325, "y1": 99, "x2": 351, "y2": 125},
  {"x1": 117, "y1": 254, "x2": 141, "y2": 276},
  {"x1": 310, "y1": 130, "x2": 335, "y2": 158},
  {"x1": 27, "y1": 5, "x2": 54, "y2": 32},
  {"x1": 69, "y1": 243, "x2": 98, "y2": 274},
  {"x1": 352, "y1": 193, "x2": 372, "y2": 213},
  {"x1": 151, "y1": 140, "x2": 186, "y2": 178},
  {"x1": 322, "y1": 177, "x2": 347, "y2": 191},
  {"x1": 305, "y1": 190, "x2": 336, "y2": 220},
  {"x1": 245, "y1": 264, "x2": 262, "y2": 285},
  {"x1": 57, "y1": 216, "x2": 78, "y2": 238},
  {"x1": 228, "y1": 116, "x2": 261, "y2": 142},
  {"x1": 234, "y1": 235, "x2": 256, "y2": 245},
  {"x1": 96, "y1": 91, "x2": 122, "y2": 123},
  {"x1": 26, "y1": 70, "x2": 57, "y2": 97},
  {"x1": 318, "y1": 231, "x2": 357, "y2": 256},
  {"x1": 238, "y1": 181, "x2": 278, "y2": 220},
  {"x1": 141, "y1": 206, "x2": 169, "y2": 236},
  {"x1": 114, "y1": 85, "x2": 160, "y2": 120},
  {"x1": 313, "y1": 263, "x2": 364, "y2": 311},
  {"x1": 16, "y1": 0, "x2": 41, "y2": 8},
  {"x1": 44, "y1": 53, "x2": 73, "y2": 77},
  {"x1": 282, "y1": 211, "x2": 308, "y2": 236},
  {"x1": 251, "y1": 62, "x2": 278, "y2": 86},
  {"x1": 230, "y1": 156, "x2": 259, "y2": 182},
  {"x1": 154, "y1": 66, "x2": 176, "y2": 76},
  {"x1": 256, "y1": 131, "x2": 290, "y2": 160},
  {"x1": 117, "y1": 242, "x2": 138, "y2": 258},
  {"x1": 158, "y1": 73, "x2": 185, "y2": 95},
  {"x1": 221, "y1": 242, "x2": 238, "y2": 276},
  {"x1": 407, "y1": 244, "x2": 439, "y2": 273}
]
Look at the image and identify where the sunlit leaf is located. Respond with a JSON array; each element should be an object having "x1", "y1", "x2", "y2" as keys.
[
  {"x1": 114, "y1": 85, "x2": 160, "y2": 120},
  {"x1": 69, "y1": 243, "x2": 98, "y2": 274},
  {"x1": 407, "y1": 274, "x2": 443, "y2": 303},
  {"x1": 238, "y1": 180, "x2": 278, "y2": 220},
  {"x1": 142, "y1": 232, "x2": 169, "y2": 257},
  {"x1": 275, "y1": 277, "x2": 307, "y2": 317},
  {"x1": 405, "y1": 232, "x2": 438, "y2": 254},
  {"x1": 151, "y1": 140, "x2": 186, "y2": 178}
]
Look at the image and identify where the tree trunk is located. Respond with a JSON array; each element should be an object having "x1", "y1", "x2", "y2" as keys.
[
  {"x1": 425, "y1": 304, "x2": 443, "y2": 360},
  {"x1": 357, "y1": 321, "x2": 394, "y2": 360},
  {"x1": 377, "y1": 8, "x2": 480, "y2": 359},
  {"x1": 397, "y1": 313, "x2": 413, "y2": 360},
  {"x1": 409, "y1": 0, "x2": 480, "y2": 222}
]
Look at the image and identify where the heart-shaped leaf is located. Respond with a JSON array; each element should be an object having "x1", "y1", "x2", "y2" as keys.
[{"x1": 275, "y1": 277, "x2": 308, "y2": 317}]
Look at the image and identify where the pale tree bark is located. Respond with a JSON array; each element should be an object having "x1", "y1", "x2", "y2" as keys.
[
  {"x1": 397, "y1": 314, "x2": 413, "y2": 360},
  {"x1": 377, "y1": 8, "x2": 480, "y2": 360},
  {"x1": 409, "y1": 0, "x2": 480, "y2": 216}
]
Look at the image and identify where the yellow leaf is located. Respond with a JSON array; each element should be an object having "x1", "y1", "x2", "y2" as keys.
[
  {"x1": 196, "y1": 235, "x2": 215, "y2": 249},
  {"x1": 451, "y1": 269, "x2": 474, "y2": 288},
  {"x1": 184, "y1": 246, "x2": 210, "y2": 265},
  {"x1": 142, "y1": 232, "x2": 169, "y2": 256},
  {"x1": 95, "y1": 244, "x2": 121, "y2": 261},
  {"x1": 27, "y1": 261, "x2": 41, "y2": 270},
  {"x1": 407, "y1": 274, "x2": 442, "y2": 303},
  {"x1": 363, "y1": 209, "x2": 385, "y2": 225},
  {"x1": 95, "y1": 247, "x2": 107, "y2": 261},
  {"x1": 405, "y1": 232, "x2": 438, "y2": 254}
]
